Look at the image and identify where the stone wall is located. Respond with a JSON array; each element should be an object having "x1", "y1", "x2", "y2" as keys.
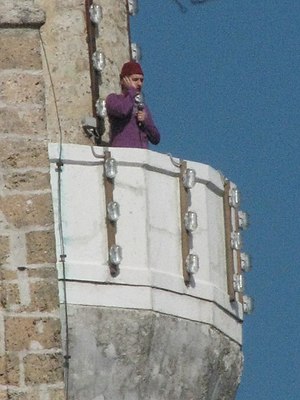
[
  {"x1": 0, "y1": 0, "x2": 132, "y2": 398},
  {"x1": 0, "y1": 0, "x2": 131, "y2": 398},
  {"x1": 0, "y1": 1, "x2": 65, "y2": 398}
]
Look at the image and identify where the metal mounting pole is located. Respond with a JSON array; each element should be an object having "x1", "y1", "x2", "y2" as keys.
[
  {"x1": 223, "y1": 181, "x2": 235, "y2": 302},
  {"x1": 103, "y1": 151, "x2": 117, "y2": 275},
  {"x1": 235, "y1": 209, "x2": 243, "y2": 303},
  {"x1": 85, "y1": 0, "x2": 103, "y2": 144},
  {"x1": 179, "y1": 161, "x2": 191, "y2": 285}
]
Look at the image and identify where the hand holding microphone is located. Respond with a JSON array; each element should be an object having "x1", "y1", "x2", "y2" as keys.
[
  {"x1": 135, "y1": 93, "x2": 146, "y2": 127},
  {"x1": 136, "y1": 104, "x2": 145, "y2": 127}
]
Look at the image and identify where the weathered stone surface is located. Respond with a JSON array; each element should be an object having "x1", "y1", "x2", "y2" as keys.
[
  {"x1": 67, "y1": 306, "x2": 243, "y2": 400},
  {"x1": 5, "y1": 283, "x2": 20, "y2": 307},
  {"x1": 0, "y1": 269, "x2": 17, "y2": 281},
  {"x1": 4, "y1": 171, "x2": 49, "y2": 192},
  {"x1": 5, "y1": 317, "x2": 61, "y2": 351},
  {"x1": 51, "y1": 0, "x2": 86, "y2": 9},
  {"x1": 99, "y1": 0, "x2": 131, "y2": 96},
  {"x1": 27, "y1": 266, "x2": 58, "y2": 279},
  {"x1": 0, "y1": 211, "x2": 9, "y2": 231},
  {"x1": 0, "y1": 391, "x2": 7, "y2": 400},
  {"x1": 0, "y1": 355, "x2": 7, "y2": 385},
  {"x1": 7, "y1": 389, "x2": 39, "y2": 400},
  {"x1": 26, "y1": 230, "x2": 56, "y2": 264},
  {"x1": 28, "y1": 280, "x2": 60, "y2": 312},
  {"x1": 49, "y1": 389, "x2": 65, "y2": 400},
  {"x1": 6, "y1": 392, "x2": 26, "y2": 400},
  {"x1": 0, "y1": 2, "x2": 65, "y2": 397},
  {"x1": 0, "y1": 353, "x2": 20, "y2": 385},
  {"x1": 0, "y1": 72, "x2": 44, "y2": 106},
  {"x1": 0, "y1": 106, "x2": 46, "y2": 136},
  {"x1": 24, "y1": 353, "x2": 64, "y2": 384},
  {"x1": 34, "y1": 0, "x2": 92, "y2": 144},
  {"x1": 0, "y1": 269, "x2": 7, "y2": 309},
  {"x1": 0, "y1": 236, "x2": 9, "y2": 265},
  {"x1": 0, "y1": 29, "x2": 42, "y2": 70},
  {"x1": 0, "y1": 139, "x2": 48, "y2": 169},
  {"x1": 0, "y1": 1, "x2": 45, "y2": 28},
  {"x1": 0, "y1": 193, "x2": 53, "y2": 229}
]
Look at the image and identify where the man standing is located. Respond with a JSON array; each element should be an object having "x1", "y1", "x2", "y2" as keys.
[{"x1": 106, "y1": 61, "x2": 160, "y2": 148}]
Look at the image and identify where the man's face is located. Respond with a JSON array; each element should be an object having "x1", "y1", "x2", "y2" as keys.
[{"x1": 130, "y1": 74, "x2": 144, "y2": 92}]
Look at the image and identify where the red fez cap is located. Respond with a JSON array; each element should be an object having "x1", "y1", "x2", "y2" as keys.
[{"x1": 120, "y1": 61, "x2": 144, "y2": 78}]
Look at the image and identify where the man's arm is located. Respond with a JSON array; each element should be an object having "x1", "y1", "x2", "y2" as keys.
[
  {"x1": 106, "y1": 87, "x2": 137, "y2": 118},
  {"x1": 142, "y1": 108, "x2": 161, "y2": 145}
]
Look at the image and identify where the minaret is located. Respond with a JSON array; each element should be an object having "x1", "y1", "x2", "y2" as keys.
[
  {"x1": 0, "y1": 1, "x2": 65, "y2": 398},
  {"x1": 0, "y1": 1, "x2": 250, "y2": 399}
]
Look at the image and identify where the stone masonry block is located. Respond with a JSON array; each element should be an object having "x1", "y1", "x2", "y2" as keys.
[
  {"x1": 5, "y1": 283, "x2": 20, "y2": 307},
  {"x1": 7, "y1": 390, "x2": 39, "y2": 400},
  {"x1": 4, "y1": 171, "x2": 50, "y2": 192},
  {"x1": 0, "y1": 72, "x2": 44, "y2": 106},
  {"x1": 26, "y1": 230, "x2": 56, "y2": 264},
  {"x1": 1, "y1": 269, "x2": 17, "y2": 281},
  {"x1": 0, "y1": 1, "x2": 45, "y2": 28},
  {"x1": 0, "y1": 193, "x2": 53, "y2": 229},
  {"x1": 53, "y1": 0, "x2": 87, "y2": 9},
  {"x1": 27, "y1": 266, "x2": 58, "y2": 280},
  {"x1": 49, "y1": 389, "x2": 66, "y2": 400},
  {"x1": 28, "y1": 280, "x2": 60, "y2": 312},
  {"x1": 0, "y1": 272, "x2": 6, "y2": 310},
  {"x1": 0, "y1": 391, "x2": 8, "y2": 400},
  {"x1": 0, "y1": 236, "x2": 9, "y2": 265},
  {"x1": 24, "y1": 353, "x2": 64, "y2": 384},
  {"x1": 0, "y1": 106, "x2": 46, "y2": 136},
  {"x1": 0, "y1": 139, "x2": 48, "y2": 169},
  {"x1": 0, "y1": 29, "x2": 42, "y2": 70},
  {"x1": 0, "y1": 353, "x2": 20, "y2": 386},
  {"x1": 7, "y1": 392, "x2": 25, "y2": 400},
  {"x1": 5, "y1": 317, "x2": 61, "y2": 352},
  {"x1": 0, "y1": 355, "x2": 6, "y2": 385}
]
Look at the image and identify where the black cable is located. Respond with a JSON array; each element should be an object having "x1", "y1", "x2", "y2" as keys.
[{"x1": 39, "y1": 31, "x2": 70, "y2": 399}]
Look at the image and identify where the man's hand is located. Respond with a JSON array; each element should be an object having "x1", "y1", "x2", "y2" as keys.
[
  {"x1": 122, "y1": 76, "x2": 135, "y2": 90},
  {"x1": 136, "y1": 110, "x2": 146, "y2": 124}
]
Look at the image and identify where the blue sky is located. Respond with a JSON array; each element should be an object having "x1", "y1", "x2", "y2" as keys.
[{"x1": 131, "y1": 1, "x2": 300, "y2": 399}]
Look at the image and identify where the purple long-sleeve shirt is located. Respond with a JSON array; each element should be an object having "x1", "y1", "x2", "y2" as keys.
[{"x1": 106, "y1": 87, "x2": 160, "y2": 149}]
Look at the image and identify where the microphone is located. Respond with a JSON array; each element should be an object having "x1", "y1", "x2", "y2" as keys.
[
  {"x1": 137, "y1": 102, "x2": 144, "y2": 111},
  {"x1": 135, "y1": 93, "x2": 145, "y2": 127}
]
